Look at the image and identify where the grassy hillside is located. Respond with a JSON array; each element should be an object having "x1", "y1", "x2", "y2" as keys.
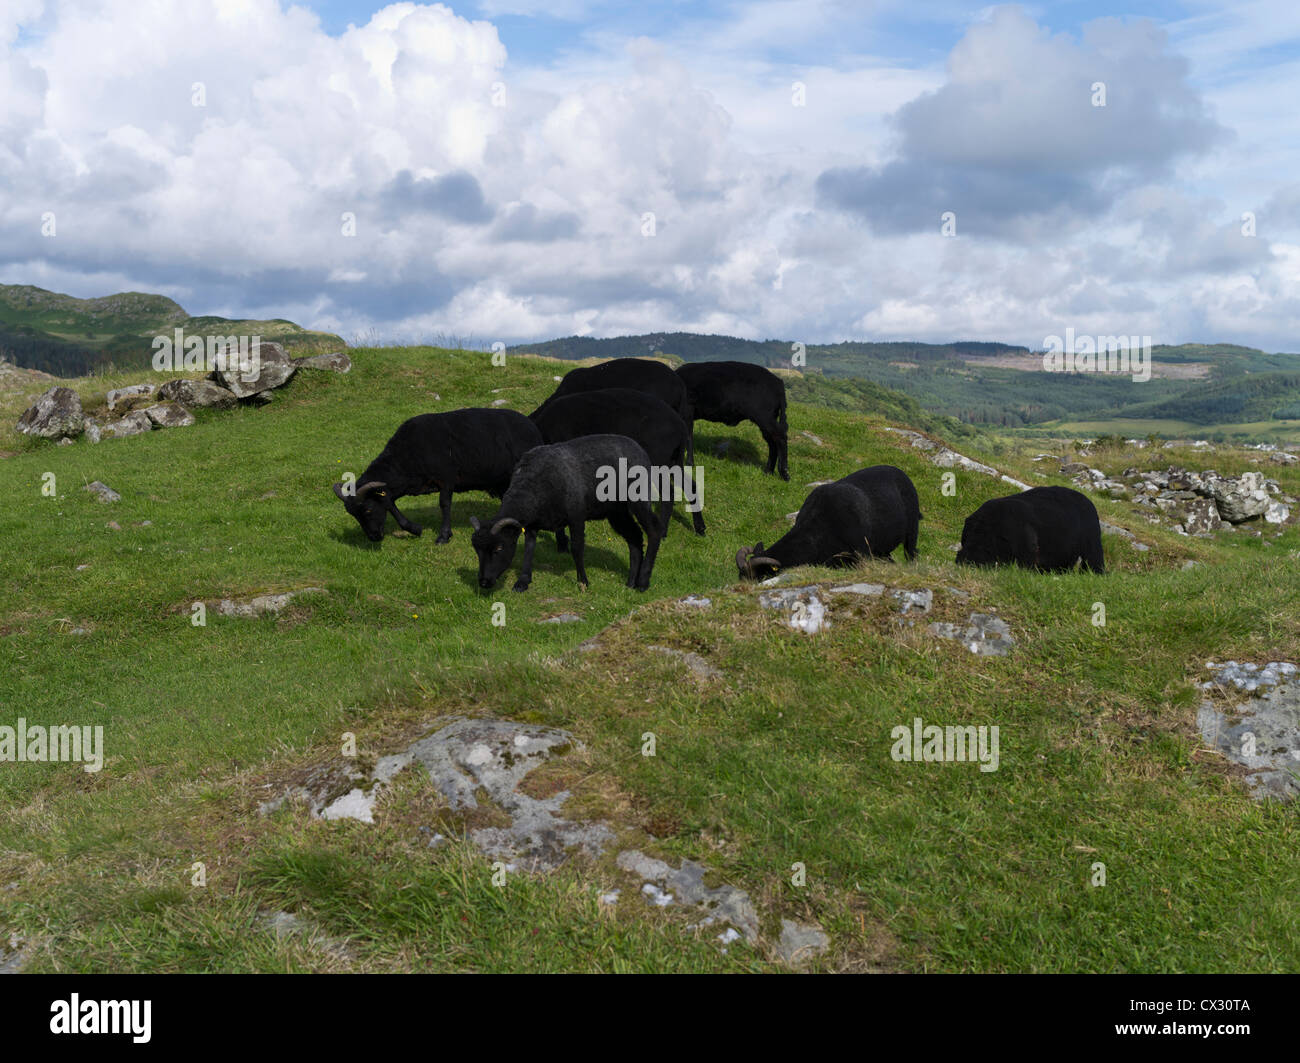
[
  {"x1": 0, "y1": 284, "x2": 346, "y2": 377},
  {"x1": 509, "y1": 332, "x2": 1300, "y2": 435},
  {"x1": 0, "y1": 348, "x2": 1297, "y2": 972}
]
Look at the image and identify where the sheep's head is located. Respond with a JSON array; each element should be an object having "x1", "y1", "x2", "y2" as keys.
[
  {"x1": 333, "y1": 481, "x2": 390, "y2": 542},
  {"x1": 735, "y1": 542, "x2": 780, "y2": 580},
  {"x1": 470, "y1": 516, "x2": 523, "y2": 588}
]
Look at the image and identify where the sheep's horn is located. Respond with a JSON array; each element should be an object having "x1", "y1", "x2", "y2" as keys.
[
  {"x1": 331, "y1": 482, "x2": 349, "y2": 501},
  {"x1": 735, "y1": 546, "x2": 755, "y2": 575},
  {"x1": 490, "y1": 517, "x2": 522, "y2": 535},
  {"x1": 751, "y1": 556, "x2": 781, "y2": 570},
  {"x1": 355, "y1": 480, "x2": 387, "y2": 499}
]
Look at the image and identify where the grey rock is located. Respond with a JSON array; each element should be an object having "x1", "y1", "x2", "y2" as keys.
[
  {"x1": 928, "y1": 612, "x2": 1015, "y2": 657},
  {"x1": 99, "y1": 411, "x2": 153, "y2": 439},
  {"x1": 16, "y1": 386, "x2": 83, "y2": 439},
  {"x1": 1198, "y1": 670, "x2": 1300, "y2": 801},
  {"x1": 799, "y1": 431, "x2": 824, "y2": 447},
  {"x1": 828, "y1": 582, "x2": 885, "y2": 597},
  {"x1": 775, "y1": 919, "x2": 830, "y2": 967},
  {"x1": 1182, "y1": 497, "x2": 1223, "y2": 536},
  {"x1": 890, "y1": 588, "x2": 933, "y2": 615},
  {"x1": 215, "y1": 339, "x2": 295, "y2": 397},
  {"x1": 678, "y1": 595, "x2": 712, "y2": 609},
  {"x1": 759, "y1": 585, "x2": 829, "y2": 634},
  {"x1": 84, "y1": 481, "x2": 120, "y2": 503},
  {"x1": 105, "y1": 383, "x2": 155, "y2": 411},
  {"x1": 539, "y1": 613, "x2": 582, "y2": 624},
  {"x1": 157, "y1": 378, "x2": 237, "y2": 409},
  {"x1": 216, "y1": 588, "x2": 325, "y2": 617},
  {"x1": 1209, "y1": 471, "x2": 1271, "y2": 523},
  {"x1": 1264, "y1": 502, "x2": 1290, "y2": 524},
  {"x1": 616, "y1": 850, "x2": 759, "y2": 941},
  {"x1": 144, "y1": 402, "x2": 195, "y2": 429}
]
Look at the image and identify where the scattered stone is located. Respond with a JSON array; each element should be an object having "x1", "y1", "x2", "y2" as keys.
[
  {"x1": 16, "y1": 386, "x2": 83, "y2": 439},
  {"x1": 99, "y1": 410, "x2": 153, "y2": 440},
  {"x1": 216, "y1": 588, "x2": 326, "y2": 617},
  {"x1": 1198, "y1": 666, "x2": 1300, "y2": 801},
  {"x1": 1265, "y1": 502, "x2": 1290, "y2": 524},
  {"x1": 890, "y1": 588, "x2": 933, "y2": 615},
  {"x1": 1203, "y1": 660, "x2": 1297, "y2": 694},
  {"x1": 678, "y1": 595, "x2": 712, "y2": 609},
  {"x1": 143, "y1": 402, "x2": 195, "y2": 428},
  {"x1": 648, "y1": 645, "x2": 723, "y2": 681},
  {"x1": 84, "y1": 481, "x2": 120, "y2": 503},
  {"x1": 758, "y1": 585, "x2": 829, "y2": 634},
  {"x1": 105, "y1": 521, "x2": 121, "y2": 531},
  {"x1": 291, "y1": 351, "x2": 351, "y2": 373},
  {"x1": 215, "y1": 340, "x2": 295, "y2": 397},
  {"x1": 828, "y1": 582, "x2": 885, "y2": 597},
  {"x1": 799, "y1": 431, "x2": 824, "y2": 447},
  {"x1": 1182, "y1": 498, "x2": 1223, "y2": 535},
  {"x1": 105, "y1": 383, "x2": 155, "y2": 411},
  {"x1": 598, "y1": 890, "x2": 621, "y2": 907},
  {"x1": 157, "y1": 378, "x2": 238, "y2": 409},
  {"x1": 775, "y1": 919, "x2": 830, "y2": 967},
  {"x1": 56, "y1": 436, "x2": 72, "y2": 446},
  {"x1": 928, "y1": 613, "x2": 1015, "y2": 657},
  {"x1": 616, "y1": 850, "x2": 759, "y2": 941},
  {"x1": 539, "y1": 613, "x2": 583, "y2": 624}
]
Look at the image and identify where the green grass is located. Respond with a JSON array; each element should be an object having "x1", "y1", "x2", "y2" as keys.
[{"x1": 1, "y1": 346, "x2": 1298, "y2": 972}]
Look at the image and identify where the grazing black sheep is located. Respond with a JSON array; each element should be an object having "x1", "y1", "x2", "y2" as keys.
[
  {"x1": 332, "y1": 408, "x2": 542, "y2": 543},
  {"x1": 677, "y1": 361, "x2": 789, "y2": 480},
  {"x1": 736, "y1": 465, "x2": 920, "y2": 579},
  {"x1": 956, "y1": 485, "x2": 1104, "y2": 573},
  {"x1": 532, "y1": 358, "x2": 693, "y2": 465},
  {"x1": 530, "y1": 387, "x2": 704, "y2": 538},
  {"x1": 470, "y1": 435, "x2": 663, "y2": 592}
]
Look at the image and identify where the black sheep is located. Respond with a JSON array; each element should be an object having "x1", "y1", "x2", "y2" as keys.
[
  {"x1": 530, "y1": 387, "x2": 704, "y2": 538},
  {"x1": 736, "y1": 465, "x2": 920, "y2": 579},
  {"x1": 532, "y1": 358, "x2": 693, "y2": 466},
  {"x1": 469, "y1": 435, "x2": 663, "y2": 592},
  {"x1": 677, "y1": 360, "x2": 789, "y2": 480},
  {"x1": 332, "y1": 408, "x2": 542, "y2": 543},
  {"x1": 956, "y1": 486, "x2": 1104, "y2": 573}
]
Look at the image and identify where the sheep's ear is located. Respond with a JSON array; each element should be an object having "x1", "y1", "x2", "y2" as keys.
[{"x1": 469, "y1": 516, "x2": 481, "y2": 531}]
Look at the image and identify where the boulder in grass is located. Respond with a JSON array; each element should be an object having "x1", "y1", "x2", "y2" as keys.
[
  {"x1": 214, "y1": 339, "x2": 295, "y2": 397},
  {"x1": 16, "y1": 386, "x2": 83, "y2": 439},
  {"x1": 157, "y1": 378, "x2": 237, "y2": 409},
  {"x1": 99, "y1": 410, "x2": 153, "y2": 440},
  {"x1": 144, "y1": 402, "x2": 195, "y2": 428},
  {"x1": 105, "y1": 383, "x2": 155, "y2": 412}
]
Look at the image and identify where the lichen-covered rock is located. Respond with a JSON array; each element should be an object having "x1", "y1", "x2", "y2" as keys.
[
  {"x1": 99, "y1": 410, "x2": 153, "y2": 439},
  {"x1": 157, "y1": 377, "x2": 237, "y2": 409},
  {"x1": 1182, "y1": 497, "x2": 1223, "y2": 535},
  {"x1": 214, "y1": 339, "x2": 295, "y2": 397},
  {"x1": 1209, "y1": 471, "x2": 1271, "y2": 523},
  {"x1": 105, "y1": 383, "x2": 155, "y2": 412},
  {"x1": 144, "y1": 402, "x2": 195, "y2": 428},
  {"x1": 16, "y1": 386, "x2": 83, "y2": 439}
]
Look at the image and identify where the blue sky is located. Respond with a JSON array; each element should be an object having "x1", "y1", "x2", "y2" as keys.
[{"x1": 3, "y1": 1, "x2": 1300, "y2": 351}]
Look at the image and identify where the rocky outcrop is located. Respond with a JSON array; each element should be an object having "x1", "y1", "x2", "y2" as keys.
[
  {"x1": 16, "y1": 386, "x2": 83, "y2": 439},
  {"x1": 1066, "y1": 462, "x2": 1293, "y2": 530},
  {"x1": 1198, "y1": 661, "x2": 1300, "y2": 801},
  {"x1": 884, "y1": 427, "x2": 1031, "y2": 490},
  {"x1": 105, "y1": 383, "x2": 155, "y2": 412},
  {"x1": 99, "y1": 410, "x2": 153, "y2": 440}
]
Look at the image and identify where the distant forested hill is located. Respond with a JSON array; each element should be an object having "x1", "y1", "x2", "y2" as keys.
[{"x1": 509, "y1": 332, "x2": 1300, "y2": 432}]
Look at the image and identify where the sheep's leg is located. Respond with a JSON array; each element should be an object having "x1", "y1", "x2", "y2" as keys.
[
  {"x1": 904, "y1": 519, "x2": 919, "y2": 561},
  {"x1": 607, "y1": 511, "x2": 644, "y2": 589},
  {"x1": 556, "y1": 526, "x2": 569, "y2": 553},
  {"x1": 389, "y1": 500, "x2": 423, "y2": 537},
  {"x1": 435, "y1": 487, "x2": 453, "y2": 543},
  {"x1": 685, "y1": 466, "x2": 706, "y2": 536},
  {"x1": 512, "y1": 529, "x2": 538, "y2": 592},
  {"x1": 569, "y1": 521, "x2": 589, "y2": 588},
  {"x1": 631, "y1": 501, "x2": 661, "y2": 590}
]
